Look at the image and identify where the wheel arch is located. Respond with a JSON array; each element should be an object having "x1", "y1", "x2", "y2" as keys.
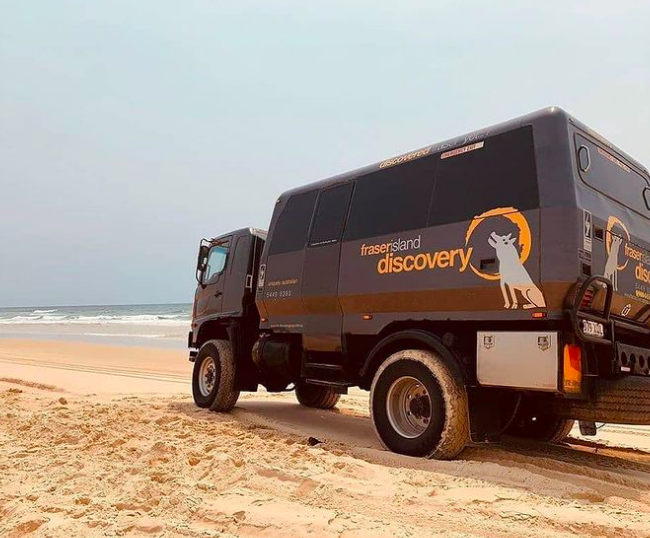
[
  {"x1": 196, "y1": 317, "x2": 260, "y2": 392},
  {"x1": 359, "y1": 329, "x2": 468, "y2": 390},
  {"x1": 195, "y1": 319, "x2": 230, "y2": 348}
]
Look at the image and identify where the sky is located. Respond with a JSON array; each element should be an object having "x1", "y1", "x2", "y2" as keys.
[{"x1": 1, "y1": 1, "x2": 649, "y2": 307}]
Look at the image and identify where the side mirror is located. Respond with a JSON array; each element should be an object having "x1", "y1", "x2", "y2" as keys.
[{"x1": 197, "y1": 245, "x2": 210, "y2": 274}]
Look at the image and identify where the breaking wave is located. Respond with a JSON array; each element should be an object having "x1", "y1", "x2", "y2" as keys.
[{"x1": 0, "y1": 307, "x2": 191, "y2": 327}]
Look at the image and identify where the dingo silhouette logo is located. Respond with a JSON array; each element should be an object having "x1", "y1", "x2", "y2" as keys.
[
  {"x1": 465, "y1": 207, "x2": 546, "y2": 309},
  {"x1": 488, "y1": 232, "x2": 546, "y2": 309},
  {"x1": 604, "y1": 234, "x2": 623, "y2": 290},
  {"x1": 604, "y1": 216, "x2": 630, "y2": 291}
]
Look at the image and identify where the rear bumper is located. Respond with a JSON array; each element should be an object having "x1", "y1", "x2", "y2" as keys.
[{"x1": 614, "y1": 342, "x2": 650, "y2": 376}]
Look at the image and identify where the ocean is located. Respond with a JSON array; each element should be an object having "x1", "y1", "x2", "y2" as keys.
[{"x1": 0, "y1": 303, "x2": 192, "y2": 348}]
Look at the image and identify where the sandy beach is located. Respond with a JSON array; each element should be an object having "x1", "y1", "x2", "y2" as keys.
[{"x1": 1, "y1": 338, "x2": 650, "y2": 538}]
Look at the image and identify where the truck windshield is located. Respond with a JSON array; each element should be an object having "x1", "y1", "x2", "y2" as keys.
[{"x1": 577, "y1": 134, "x2": 650, "y2": 218}]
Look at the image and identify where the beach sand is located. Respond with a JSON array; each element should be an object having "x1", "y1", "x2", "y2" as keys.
[{"x1": 1, "y1": 338, "x2": 650, "y2": 537}]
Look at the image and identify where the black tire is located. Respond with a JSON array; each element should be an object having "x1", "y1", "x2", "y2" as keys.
[
  {"x1": 295, "y1": 381, "x2": 340, "y2": 409},
  {"x1": 191, "y1": 340, "x2": 239, "y2": 412},
  {"x1": 370, "y1": 349, "x2": 469, "y2": 460},
  {"x1": 209, "y1": 340, "x2": 240, "y2": 412},
  {"x1": 551, "y1": 376, "x2": 650, "y2": 425},
  {"x1": 506, "y1": 404, "x2": 574, "y2": 443},
  {"x1": 192, "y1": 346, "x2": 218, "y2": 408}
]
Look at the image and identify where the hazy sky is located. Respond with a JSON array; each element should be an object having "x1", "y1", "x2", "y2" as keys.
[{"x1": 1, "y1": 1, "x2": 648, "y2": 307}]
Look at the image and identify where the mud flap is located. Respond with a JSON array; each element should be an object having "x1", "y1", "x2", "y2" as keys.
[
  {"x1": 467, "y1": 387, "x2": 504, "y2": 443},
  {"x1": 578, "y1": 421, "x2": 597, "y2": 436}
]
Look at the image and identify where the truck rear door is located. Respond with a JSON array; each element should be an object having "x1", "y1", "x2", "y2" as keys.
[{"x1": 576, "y1": 132, "x2": 650, "y2": 321}]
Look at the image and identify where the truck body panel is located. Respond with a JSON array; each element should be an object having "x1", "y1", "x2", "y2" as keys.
[{"x1": 190, "y1": 107, "x2": 650, "y2": 457}]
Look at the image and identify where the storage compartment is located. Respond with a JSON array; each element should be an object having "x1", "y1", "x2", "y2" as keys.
[{"x1": 477, "y1": 331, "x2": 560, "y2": 391}]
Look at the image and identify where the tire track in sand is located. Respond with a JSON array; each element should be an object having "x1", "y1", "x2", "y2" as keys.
[{"x1": 0, "y1": 355, "x2": 187, "y2": 385}]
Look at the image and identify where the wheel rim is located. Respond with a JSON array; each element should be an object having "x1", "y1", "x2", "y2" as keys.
[
  {"x1": 386, "y1": 376, "x2": 432, "y2": 439},
  {"x1": 199, "y1": 356, "x2": 217, "y2": 397}
]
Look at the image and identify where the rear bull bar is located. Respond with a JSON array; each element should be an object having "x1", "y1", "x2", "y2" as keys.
[
  {"x1": 570, "y1": 276, "x2": 650, "y2": 354},
  {"x1": 571, "y1": 277, "x2": 650, "y2": 375},
  {"x1": 570, "y1": 276, "x2": 614, "y2": 345}
]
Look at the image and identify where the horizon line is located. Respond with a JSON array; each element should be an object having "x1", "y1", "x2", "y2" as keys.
[{"x1": 0, "y1": 301, "x2": 193, "y2": 310}]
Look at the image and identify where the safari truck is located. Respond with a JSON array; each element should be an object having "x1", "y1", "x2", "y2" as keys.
[{"x1": 189, "y1": 107, "x2": 650, "y2": 459}]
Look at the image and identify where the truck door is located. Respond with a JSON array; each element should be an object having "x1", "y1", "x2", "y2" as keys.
[
  {"x1": 194, "y1": 239, "x2": 230, "y2": 319},
  {"x1": 258, "y1": 191, "x2": 318, "y2": 329},
  {"x1": 221, "y1": 232, "x2": 250, "y2": 315},
  {"x1": 301, "y1": 183, "x2": 354, "y2": 352}
]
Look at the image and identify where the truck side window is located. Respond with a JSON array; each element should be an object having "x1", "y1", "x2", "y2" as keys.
[
  {"x1": 344, "y1": 157, "x2": 437, "y2": 241},
  {"x1": 204, "y1": 245, "x2": 228, "y2": 282},
  {"x1": 428, "y1": 126, "x2": 538, "y2": 226},
  {"x1": 309, "y1": 183, "x2": 353, "y2": 247},
  {"x1": 268, "y1": 190, "x2": 318, "y2": 255}
]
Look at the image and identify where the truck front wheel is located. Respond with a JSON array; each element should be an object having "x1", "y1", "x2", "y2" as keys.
[
  {"x1": 370, "y1": 349, "x2": 469, "y2": 460},
  {"x1": 295, "y1": 381, "x2": 340, "y2": 409},
  {"x1": 191, "y1": 340, "x2": 240, "y2": 411}
]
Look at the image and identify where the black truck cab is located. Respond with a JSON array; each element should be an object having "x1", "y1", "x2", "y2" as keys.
[{"x1": 192, "y1": 228, "x2": 266, "y2": 332}]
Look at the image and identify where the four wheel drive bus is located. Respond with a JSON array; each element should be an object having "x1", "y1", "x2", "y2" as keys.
[{"x1": 189, "y1": 107, "x2": 650, "y2": 459}]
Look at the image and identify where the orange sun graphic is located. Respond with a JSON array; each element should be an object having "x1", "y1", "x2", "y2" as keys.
[{"x1": 464, "y1": 207, "x2": 532, "y2": 281}]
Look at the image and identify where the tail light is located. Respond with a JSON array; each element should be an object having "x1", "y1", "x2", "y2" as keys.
[
  {"x1": 580, "y1": 286, "x2": 595, "y2": 311},
  {"x1": 563, "y1": 344, "x2": 582, "y2": 394}
]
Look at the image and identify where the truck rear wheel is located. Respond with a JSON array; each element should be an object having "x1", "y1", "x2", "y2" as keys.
[
  {"x1": 295, "y1": 381, "x2": 340, "y2": 409},
  {"x1": 370, "y1": 349, "x2": 469, "y2": 460},
  {"x1": 192, "y1": 340, "x2": 239, "y2": 411}
]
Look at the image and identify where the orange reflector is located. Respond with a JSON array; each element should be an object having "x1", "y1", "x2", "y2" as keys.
[
  {"x1": 532, "y1": 312, "x2": 547, "y2": 318},
  {"x1": 363, "y1": 314, "x2": 373, "y2": 320},
  {"x1": 563, "y1": 344, "x2": 582, "y2": 393}
]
